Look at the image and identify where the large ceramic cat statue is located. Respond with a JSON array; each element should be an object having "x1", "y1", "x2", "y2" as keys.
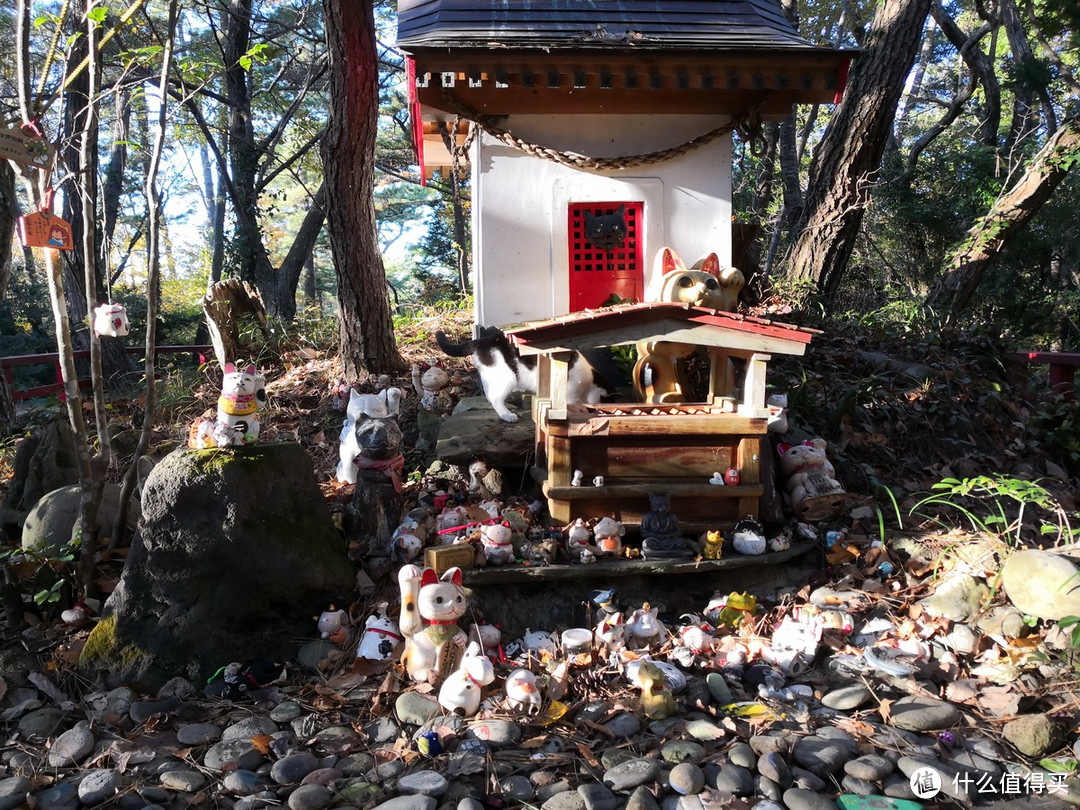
[
  {"x1": 436, "y1": 326, "x2": 622, "y2": 422},
  {"x1": 632, "y1": 248, "x2": 745, "y2": 404}
]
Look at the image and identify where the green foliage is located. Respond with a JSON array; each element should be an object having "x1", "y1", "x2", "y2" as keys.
[
  {"x1": 0, "y1": 532, "x2": 82, "y2": 613},
  {"x1": 1029, "y1": 396, "x2": 1080, "y2": 476},
  {"x1": 909, "y1": 475, "x2": 1076, "y2": 547}
]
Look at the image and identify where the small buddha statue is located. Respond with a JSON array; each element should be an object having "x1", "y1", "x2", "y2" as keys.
[{"x1": 640, "y1": 493, "x2": 694, "y2": 560}]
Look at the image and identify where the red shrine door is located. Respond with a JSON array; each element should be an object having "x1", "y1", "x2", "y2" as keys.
[{"x1": 567, "y1": 201, "x2": 643, "y2": 311}]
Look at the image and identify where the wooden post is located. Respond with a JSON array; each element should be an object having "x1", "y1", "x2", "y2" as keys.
[
  {"x1": 708, "y1": 348, "x2": 736, "y2": 402},
  {"x1": 740, "y1": 353, "x2": 770, "y2": 414}
]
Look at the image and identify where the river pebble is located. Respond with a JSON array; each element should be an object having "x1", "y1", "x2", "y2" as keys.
[{"x1": 603, "y1": 758, "x2": 661, "y2": 792}]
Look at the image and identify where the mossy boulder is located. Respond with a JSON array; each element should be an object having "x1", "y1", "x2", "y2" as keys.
[{"x1": 80, "y1": 443, "x2": 354, "y2": 690}]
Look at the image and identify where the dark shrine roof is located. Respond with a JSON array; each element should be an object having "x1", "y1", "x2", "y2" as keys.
[{"x1": 397, "y1": 0, "x2": 823, "y2": 53}]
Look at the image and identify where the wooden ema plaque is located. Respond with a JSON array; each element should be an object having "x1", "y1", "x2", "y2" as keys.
[
  {"x1": 0, "y1": 125, "x2": 54, "y2": 169},
  {"x1": 424, "y1": 544, "x2": 475, "y2": 575},
  {"x1": 18, "y1": 210, "x2": 74, "y2": 251}
]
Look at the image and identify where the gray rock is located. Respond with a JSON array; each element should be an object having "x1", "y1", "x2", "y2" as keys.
[
  {"x1": 660, "y1": 741, "x2": 705, "y2": 764},
  {"x1": 222, "y1": 770, "x2": 271, "y2": 796},
  {"x1": 33, "y1": 781, "x2": 79, "y2": 809},
  {"x1": 302, "y1": 768, "x2": 343, "y2": 787},
  {"x1": 223, "y1": 716, "x2": 280, "y2": 741},
  {"x1": 749, "y1": 735, "x2": 791, "y2": 757},
  {"x1": 781, "y1": 787, "x2": 838, "y2": 810},
  {"x1": 91, "y1": 686, "x2": 137, "y2": 722},
  {"x1": 726, "y1": 742, "x2": 756, "y2": 769},
  {"x1": 22, "y1": 482, "x2": 135, "y2": 555},
  {"x1": 338, "y1": 753, "x2": 376, "y2": 776},
  {"x1": 464, "y1": 719, "x2": 521, "y2": 749},
  {"x1": 395, "y1": 695, "x2": 440, "y2": 725},
  {"x1": 1001, "y1": 550, "x2": 1080, "y2": 620},
  {"x1": 821, "y1": 684, "x2": 872, "y2": 711},
  {"x1": 541, "y1": 790, "x2": 586, "y2": 810},
  {"x1": 177, "y1": 722, "x2": 221, "y2": 745},
  {"x1": 288, "y1": 784, "x2": 333, "y2": 810},
  {"x1": 975, "y1": 605, "x2": 1026, "y2": 638},
  {"x1": 625, "y1": 785, "x2": 660, "y2": 810},
  {"x1": 47, "y1": 721, "x2": 94, "y2": 767},
  {"x1": 712, "y1": 764, "x2": 753, "y2": 795},
  {"x1": 0, "y1": 777, "x2": 31, "y2": 810},
  {"x1": 749, "y1": 803, "x2": 784, "y2": 810},
  {"x1": 271, "y1": 700, "x2": 305, "y2": 723},
  {"x1": 297, "y1": 639, "x2": 337, "y2": 670},
  {"x1": 578, "y1": 782, "x2": 619, "y2": 810},
  {"x1": 17, "y1": 707, "x2": 66, "y2": 742},
  {"x1": 603, "y1": 758, "x2": 661, "y2": 792},
  {"x1": 1002, "y1": 714, "x2": 1066, "y2": 757},
  {"x1": 946, "y1": 749, "x2": 1003, "y2": 778},
  {"x1": 536, "y1": 780, "x2": 573, "y2": 803},
  {"x1": 336, "y1": 780, "x2": 385, "y2": 806},
  {"x1": 397, "y1": 771, "x2": 449, "y2": 797},
  {"x1": 757, "y1": 752, "x2": 792, "y2": 788},
  {"x1": 756, "y1": 775, "x2": 783, "y2": 801},
  {"x1": 311, "y1": 725, "x2": 362, "y2": 753},
  {"x1": 792, "y1": 737, "x2": 849, "y2": 775},
  {"x1": 882, "y1": 771, "x2": 918, "y2": 799},
  {"x1": 374, "y1": 759, "x2": 407, "y2": 780},
  {"x1": 79, "y1": 445, "x2": 355, "y2": 691},
  {"x1": 577, "y1": 700, "x2": 612, "y2": 723},
  {"x1": 704, "y1": 673, "x2": 732, "y2": 704},
  {"x1": 941, "y1": 623, "x2": 978, "y2": 655},
  {"x1": 458, "y1": 799, "x2": 486, "y2": 810},
  {"x1": 840, "y1": 775, "x2": 877, "y2": 795},
  {"x1": 77, "y1": 770, "x2": 122, "y2": 805},
  {"x1": 667, "y1": 763, "x2": 705, "y2": 795},
  {"x1": 159, "y1": 770, "x2": 207, "y2": 792},
  {"x1": 500, "y1": 775, "x2": 533, "y2": 803},
  {"x1": 889, "y1": 695, "x2": 962, "y2": 732},
  {"x1": 671, "y1": 797, "x2": 703, "y2": 810},
  {"x1": 603, "y1": 712, "x2": 642, "y2": 739},
  {"x1": 844, "y1": 754, "x2": 893, "y2": 782},
  {"x1": 601, "y1": 748, "x2": 637, "y2": 769},
  {"x1": 271, "y1": 752, "x2": 321, "y2": 785},
  {"x1": 917, "y1": 573, "x2": 988, "y2": 621},
  {"x1": 362, "y1": 717, "x2": 400, "y2": 744},
  {"x1": 204, "y1": 739, "x2": 267, "y2": 772},
  {"x1": 371, "y1": 796, "x2": 437, "y2": 810},
  {"x1": 129, "y1": 696, "x2": 181, "y2": 725},
  {"x1": 790, "y1": 767, "x2": 827, "y2": 792}
]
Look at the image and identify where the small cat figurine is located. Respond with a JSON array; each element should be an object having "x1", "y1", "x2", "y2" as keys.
[
  {"x1": 702, "y1": 529, "x2": 724, "y2": 560},
  {"x1": 189, "y1": 362, "x2": 267, "y2": 448},
  {"x1": 436, "y1": 326, "x2": 622, "y2": 422},
  {"x1": 633, "y1": 247, "x2": 746, "y2": 403},
  {"x1": 582, "y1": 205, "x2": 627, "y2": 252}
]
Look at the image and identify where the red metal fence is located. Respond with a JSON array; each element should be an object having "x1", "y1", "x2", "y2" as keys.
[{"x1": 0, "y1": 345, "x2": 212, "y2": 401}]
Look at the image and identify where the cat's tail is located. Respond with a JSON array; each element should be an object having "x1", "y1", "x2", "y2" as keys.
[{"x1": 435, "y1": 330, "x2": 475, "y2": 358}]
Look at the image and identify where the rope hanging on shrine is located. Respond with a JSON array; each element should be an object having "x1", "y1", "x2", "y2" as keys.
[{"x1": 439, "y1": 91, "x2": 767, "y2": 170}]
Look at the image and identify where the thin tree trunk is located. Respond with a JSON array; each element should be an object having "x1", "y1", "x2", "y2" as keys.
[
  {"x1": 321, "y1": 0, "x2": 405, "y2": 379},
  {"x1": 785, "y1": 0, "x2": 933, "y2": 300},
  {"x1": 114, "y1": 0, "x2": 178, "y2": 548},
  {"x1": 0, "y1": 162, "x2": 14, "y2": 299},
  {"x1": 924, "y1": 116, "x2": 1080, "y2": 320},
  {"x1": 101, "y1": 86, "x2": 130, "y2": 247},
  {"x1": 271, "y1": 183, "x2": 326, "y2": 320},
  {"x1": 303, "y1": 251, "x2": 317, "y2": 306}
]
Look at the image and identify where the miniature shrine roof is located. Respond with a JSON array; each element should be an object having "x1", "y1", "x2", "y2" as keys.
[
  {"x1": 397, "y1": 0, "x2": 820, "y2": 51},
  {"x1": 503, "y1": 302, "x2": 819, "y2": 357}
]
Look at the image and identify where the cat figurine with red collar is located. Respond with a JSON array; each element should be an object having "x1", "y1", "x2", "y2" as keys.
[
  {"x1": 398, "y1": 564, "x2": 468, "y2": 684},
  {"x1": 189, "y1": 362, "x2": 266, "y2": 448}
]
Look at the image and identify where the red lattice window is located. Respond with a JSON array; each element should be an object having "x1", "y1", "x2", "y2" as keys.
[{"x1": 568, "y1": 201, "x2": 643, "y2": 311}]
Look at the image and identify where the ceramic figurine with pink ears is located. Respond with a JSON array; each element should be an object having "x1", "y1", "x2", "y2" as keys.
[{"x1": 398, "y1": 564, "x2": 469, "y2": 684}]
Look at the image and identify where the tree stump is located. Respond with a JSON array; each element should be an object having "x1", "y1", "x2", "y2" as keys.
[{"x1": 202, "y1": 279, "x2": 269, "y2": 367}]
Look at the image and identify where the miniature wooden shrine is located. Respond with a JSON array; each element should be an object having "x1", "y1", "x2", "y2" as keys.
[
  {"x1": 504, "y1": 303, "x2": 817, "y2": 531},
  {"x1": 397, "y1": 1, "x2": 853, "y2": 327}
]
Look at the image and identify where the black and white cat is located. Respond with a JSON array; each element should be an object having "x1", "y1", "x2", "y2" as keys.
[{"x1": 436, "y1": 326, "x2": 623, "y2": 422}]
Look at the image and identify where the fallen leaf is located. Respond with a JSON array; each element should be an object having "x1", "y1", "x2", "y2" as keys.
[
  {"x1": 250, "y1": 735, "x2": 272, "y2": 755},
  {"x1": 876, "y1": 698, "x2": 893, "y2": 724},
  {"x1": 575, "y1": 741, "x2": 599, "y2": 767},
  {"x1": 979, "y1": 686, "x2": 1022, "y2": 717},
  {"x1": 945, "y1": 679, "x2": 980, "y2": 704}
]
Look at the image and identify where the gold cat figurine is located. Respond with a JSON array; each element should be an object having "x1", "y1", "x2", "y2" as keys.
[
  {"x1": 702, "y1": 529, "x2": 724, "y2": 560},
  {"x1": 632, "y1": 248, "x2": 745, "y2": 403}
]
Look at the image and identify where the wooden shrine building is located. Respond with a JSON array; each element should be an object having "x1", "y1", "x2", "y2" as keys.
[{"x1": 397, "y1": 1, "x2": 852, "y2": 327}]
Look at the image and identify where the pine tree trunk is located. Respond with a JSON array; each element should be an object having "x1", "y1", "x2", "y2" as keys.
[
  {"x1": 785, "y1": 0, "x2": 932, "y2": 300},
  {"x1": 321, "y1": 0, "x2": 404, "y2": 380},
  {"x1": 924, "y1": 116, "x2": 1080, "y2": 320}
]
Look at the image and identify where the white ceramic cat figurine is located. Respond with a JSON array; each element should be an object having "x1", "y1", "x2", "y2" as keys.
[
  {"x1": 189, "y1": 362, "x2": 267, "y2": 448},
  {"x1": 436, "y1": 326, "x2": 621, "y2": 423}
]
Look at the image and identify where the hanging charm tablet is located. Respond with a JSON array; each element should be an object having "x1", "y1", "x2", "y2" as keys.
[
  {"x1": 0, "y1": 121, "x2": 54, "y2": 169},
  {"x1": 18, "y1": 210, "x2": 74, "y2": 250}
]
